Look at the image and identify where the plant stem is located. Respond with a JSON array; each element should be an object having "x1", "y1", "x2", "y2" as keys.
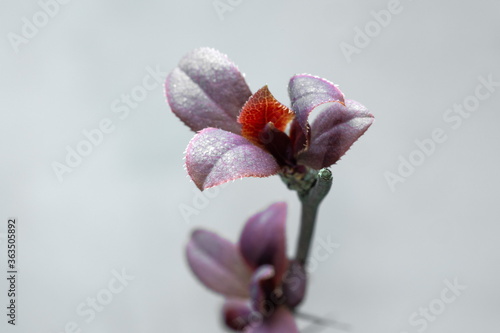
[{"x1": 295, "y1": 168, "x2": 333, "y2": 265}]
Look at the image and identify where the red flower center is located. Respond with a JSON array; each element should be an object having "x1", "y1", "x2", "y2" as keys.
[{"x1": 238, "y1": 86, "x2": 294, "y2": 146}]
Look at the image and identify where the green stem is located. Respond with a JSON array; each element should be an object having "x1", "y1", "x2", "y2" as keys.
[{"x1": 295, "y1": 168, "x2": 333, "y2": 265}]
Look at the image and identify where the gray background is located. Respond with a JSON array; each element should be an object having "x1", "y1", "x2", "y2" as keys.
[{"x1": 1, "y1": 0, "x2": 499, "y2": 332}]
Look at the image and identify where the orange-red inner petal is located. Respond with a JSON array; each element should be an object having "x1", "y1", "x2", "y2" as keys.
[{"x1": 237, "y1": 86, "x2": 294, "y2": 146}]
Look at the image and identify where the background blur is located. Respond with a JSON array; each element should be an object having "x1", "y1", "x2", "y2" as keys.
[{"x1": 1, "y1": 0, "x2": 499, "y2": 332}]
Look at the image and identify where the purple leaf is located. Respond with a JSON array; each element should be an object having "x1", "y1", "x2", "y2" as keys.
[
  {"x1": 166, "y1": 47, "x2": 252, "y2": 134},
  {"x1": 223, "y1": 299, "x2": 254, "y2": 331},
  {"x1": 297, "y1": 100, "x2": 374, "y2": 169},
  {"x1": 247, "y1": 306, "x2": 299, "y2": 333},
  {"x1": 186, "y1": 229, "x2": 252, "y2": 298},
  {"x1": 288, "y1": 74, "x2": 345, "y2": 134},
  {"x1": 249, "y1": 265, "x2": 275, "y2": 313},
  {"x1": 186, "y1": 128, "x2": 280, "y2": 190},
  {"x1": 239, "y1": 202, "x2": 288, "y2": 285}
]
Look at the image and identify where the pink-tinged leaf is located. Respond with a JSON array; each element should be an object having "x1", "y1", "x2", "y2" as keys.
[
  {"x1": 186, "y1": 128, "x2": 280, "y2": 190},
  {"x1": 282, "y1": 260, "x2": 307, "y2": 308},
  {"x1": 186, "y1": 229, "x2": 252, "y2": 298},
  {"x1": 165, "y1": 47, "x2": 252, "y2": 134},
  {"x1": 297, "y1": 100, "x2": 374, "y2": 169},
  {"x1": 247, "y1": 307, "x2": 299, "y2": 333},
  {"x1": 288, "y1": 74, "x2": 345, "y2": 134},
  {"x1": 239, "y1": 203, "x2": 288, "y2": 285},
  {"x1": 223, "y1": 299, "x2": 254, "y2": 331},
  {"x1": 249, "y1": 265, "x2": 275, "y2": 313}
]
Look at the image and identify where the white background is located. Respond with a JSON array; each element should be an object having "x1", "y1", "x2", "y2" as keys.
[{"x1": 1, "y1": 0, "x2": 499, "y2": 332}]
